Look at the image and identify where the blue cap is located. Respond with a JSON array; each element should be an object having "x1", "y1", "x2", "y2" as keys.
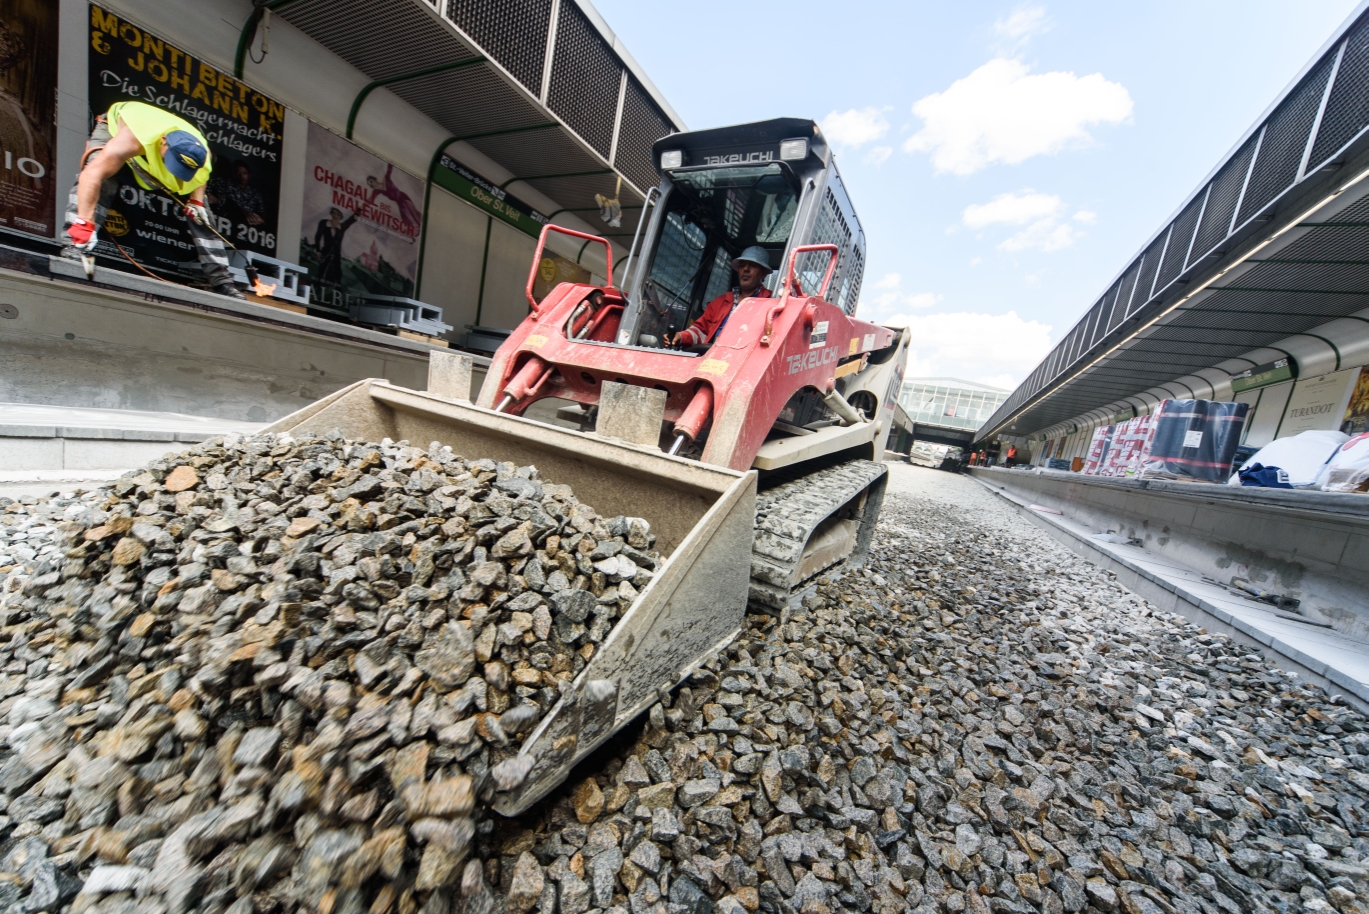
[{"x1": 163, "y1": 130, "x2": 207, "y2": 181}]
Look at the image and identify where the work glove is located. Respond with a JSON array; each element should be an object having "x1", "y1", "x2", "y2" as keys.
[
  {"x1": 67, "y1": 218, "x2": 98, "y2": 249},
  {"x1": 183, "y1": 201, "x2": 211, "y2": 227}
]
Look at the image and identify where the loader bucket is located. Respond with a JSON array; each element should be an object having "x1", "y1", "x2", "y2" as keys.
[{"x1": 263, "y1": 379, "x2": 756, "y2": 815}]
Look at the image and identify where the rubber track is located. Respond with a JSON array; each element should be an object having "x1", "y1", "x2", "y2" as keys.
[{"x1": 748, "y1": 459, "x2": 887, "y2": 609}]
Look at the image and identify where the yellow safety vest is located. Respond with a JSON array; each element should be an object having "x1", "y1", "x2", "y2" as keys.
[{"x1": 107, "y1": 101, "x2": 212, "y2": 196}]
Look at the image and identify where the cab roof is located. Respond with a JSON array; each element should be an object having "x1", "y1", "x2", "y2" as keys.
[{"x1": 651, "y1": 118, "x2": 829, "y2": 176}]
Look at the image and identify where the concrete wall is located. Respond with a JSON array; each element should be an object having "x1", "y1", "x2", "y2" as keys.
[
  {"x1": 480, "y1": 219, "x2": 539, "y2": 331},
  {"x1": 0, "y1": 270, "x2": 428, "y2": 422},
  {"x1": 419, "y1": 186, "x2": 492, "y2": 334},
  {"x1": 971, "y1": 467, "x2": 1369, "y2": 637}
]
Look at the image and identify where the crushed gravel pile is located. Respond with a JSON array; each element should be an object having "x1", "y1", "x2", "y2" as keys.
[
  {"x1": 474, "y1": 473, "x2": 1369, "y2": 914},
  {"x1": 0, "y1": 431, "x2": 659, "y2": 914}
]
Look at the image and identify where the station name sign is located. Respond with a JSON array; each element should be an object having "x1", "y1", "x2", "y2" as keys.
[
  {"x1": 433, "y1": 155, "x2": 548, "y2": 239},
  {"x1": 1230, "y1": 358, "x2": 1296, "y2": 393}
]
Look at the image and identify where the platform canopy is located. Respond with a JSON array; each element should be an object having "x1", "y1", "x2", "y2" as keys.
[
  {"x1": 262, "y1": 0, "x2": 683, "y2": 254},
  {"x1": 980, "y1": 3, "x2": 1369, "y2": 442}
]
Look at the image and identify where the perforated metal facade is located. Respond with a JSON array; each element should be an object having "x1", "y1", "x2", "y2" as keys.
[
  {"x1": 275, "y1": 0, "x2": 685, "y2": 246},
  {"x1": 981, "y1": 4, "x2": 1369, "y2": 442},
  {"x1": 445, "y1": 0, "x2": 552, "y2": 93},
  {"x1": 547, "y1": 1, "x2": 621, "y2": 159},
  {"x1": 616, "y1": 77, "x2": 676, "y2": 197}
]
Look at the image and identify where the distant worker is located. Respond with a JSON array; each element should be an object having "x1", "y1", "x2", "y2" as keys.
[
  {"x1": 1005, "y1": 444, "x2": 1018, "y2": 466},
  {"x1": 63, "y1": 101, "x2": 241, "y2": 298},
  {"x1": 666, "y1": 246, "x2": 773, "y2": 347}
]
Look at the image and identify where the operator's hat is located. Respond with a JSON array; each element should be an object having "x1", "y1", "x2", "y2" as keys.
[
  {"x1": 732, "y1": 245, "x2": 772, "y2": 273},
  {"x1": 163, "y1": 130, "x2": 208, "y2": 181}
]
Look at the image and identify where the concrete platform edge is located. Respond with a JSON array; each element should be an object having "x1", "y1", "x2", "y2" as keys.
[{"x1": 968, "y1": 473, "x2": 1369, "y2": 715}]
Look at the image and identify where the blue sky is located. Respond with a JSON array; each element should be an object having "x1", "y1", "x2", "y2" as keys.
[{"x1": 591, "y1": 0, "x2": 1362, "y2": 389}]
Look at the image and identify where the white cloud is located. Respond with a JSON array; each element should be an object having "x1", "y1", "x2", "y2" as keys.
[
  {"x1": 903, "y1": 58, "x2": 1132, "y2": 175},
  {"x1": 821, "y1": 107, "x2": 890, "y2": 148},
  {"x1": 969, "y1": 257, "x2": 983, "y2": 266},
  {"x1": 885, "y1": 310, "x2": 1053, "y2": 388},
  {"x1": 905, "y1": 292, "x2": 942, "y2": 309},
  {"x1": 1073, "y1": 209, "x2": 1097, "y2": 223},
  {"x1": 867, "y1": 273, "x2": 941, "y2": 320},
  {"x1": 864, "y1": 145, "x2": 893, "y2": 166},
  {"x1": 963, "y1": 190, "x2": 1063, "y2": 228},
  {"x1": 994, "y1": 5, "x2": 1050, "y2": 44},
  {"x1": 1001, "y1": 220, "x2": 1079, "y2": 252},
  {"x1": 962, "y1": 189, "x2": 1088, "y2": 252}
]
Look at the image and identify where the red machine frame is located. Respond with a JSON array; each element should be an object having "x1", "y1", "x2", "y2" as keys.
[{"x1": 478, "y1": 225, "x2": 895, "y2": 472}]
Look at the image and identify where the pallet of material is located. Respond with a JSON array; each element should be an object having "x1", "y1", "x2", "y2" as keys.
[{"x1": 358, "y1": 323, "x2": 450, "y2": 346}]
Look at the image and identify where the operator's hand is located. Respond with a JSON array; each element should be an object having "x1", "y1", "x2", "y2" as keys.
[
  {"x1": 662, "y1": 332, "x2": 675, "y2": 347},
  {"x1": 183, "y1": 201, "x2": 211, "y2": 226},
  {"x1": 67, "y1": 219, "x2": 98, "y2": 250}
]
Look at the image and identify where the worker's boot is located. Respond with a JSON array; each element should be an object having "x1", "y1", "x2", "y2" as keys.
[{"x1": 214, "y1": 282, "x2": 246, "y2": 300}]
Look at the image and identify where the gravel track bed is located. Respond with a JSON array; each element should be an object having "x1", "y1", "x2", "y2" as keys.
[
  {"x1": 3, "y1": 463, "x2": 1369, "y2": 914},
  {"x1": 481, "y1": 468, "x2": 1369, "y2": 914}
]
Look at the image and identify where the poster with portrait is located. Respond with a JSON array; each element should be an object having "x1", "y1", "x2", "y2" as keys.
[
  {"x1": 300, "y1": 121, "x2": 423, "y2": 311},
  {"x1": 532, "y1": 251, "x2": 590, "y2": 302},
  {"x1": 1342, "y1": 367, "x2": 1369, "y2": 436},
  {"x1": 0, "y1": 0, "x2": 58, "y2": 238},
  {"x1": 88, "y1": 4, "x2": 283, "y2": 274}
]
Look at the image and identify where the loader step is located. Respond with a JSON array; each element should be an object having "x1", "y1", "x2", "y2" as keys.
[{"x1": 748, "y1": 458, "x2": 888, "y2": 609}]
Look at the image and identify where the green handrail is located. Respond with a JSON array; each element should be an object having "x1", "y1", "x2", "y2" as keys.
[{"x1": 346, "y1": 57, "x2": 487, "y2": 140}]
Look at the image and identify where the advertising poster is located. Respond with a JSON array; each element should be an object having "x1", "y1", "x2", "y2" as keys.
[
  {"x1": 88, "y1": 5, "x2": 283, "y2": 273},
  {"x1": 300, "y1": 122, "x2": 423, "y2": 311},
  {"x1": 532, "y1": 251, "x2": 590, "y2": 302},
  {"x1": 0, "y1": 0, "x2": 58, "y2": 238},
  {"x1": 1342, "y1": 367, "x2": 1369, "y2": 436},
  {"x1": 1279, "y1": 368, "x2": 1359, "y2": 437}
]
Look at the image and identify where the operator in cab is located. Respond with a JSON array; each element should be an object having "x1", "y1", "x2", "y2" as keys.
[
  {"x1": 665, "y1": 245, "x2": 773, "y2": 347},
  {"x1": 63, "y1": 100, "x2": 241, "y2": 298}
]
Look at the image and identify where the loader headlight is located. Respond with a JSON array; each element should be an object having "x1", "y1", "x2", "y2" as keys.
[
  {"x1": 660, "y1": 150, "x2": 684, "y2": 169},
  {"x1": 779, "y1": 138, "x2": 808, "y2": 161}
]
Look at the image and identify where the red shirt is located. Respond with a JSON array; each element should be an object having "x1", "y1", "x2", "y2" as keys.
[{"x1": 677, "y1": 287, "x2": 773, "y2": 347}]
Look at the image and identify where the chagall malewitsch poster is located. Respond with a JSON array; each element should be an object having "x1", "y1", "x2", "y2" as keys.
[{"x1": 300, "y1": 121, "x2": 423, "y2": 311}]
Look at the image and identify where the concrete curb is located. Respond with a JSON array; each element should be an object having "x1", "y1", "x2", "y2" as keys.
[{"x1": 0, "y1": 424, "x2": 213, "y2": 443}]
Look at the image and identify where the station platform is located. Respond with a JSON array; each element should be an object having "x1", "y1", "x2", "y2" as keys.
[
  {"x1": 0, "y1": 402, "x2": 266, "y2": 499},
  {"x1": 970, "y1": 466, "x2": 1369, "y2": 711}
]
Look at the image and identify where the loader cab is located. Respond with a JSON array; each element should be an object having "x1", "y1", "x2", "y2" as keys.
[{"x1": 616, "y1": 118, "x2": 867, "y2": 349}]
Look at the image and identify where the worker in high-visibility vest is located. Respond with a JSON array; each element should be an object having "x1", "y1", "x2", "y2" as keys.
[{"x1": 63, "y1": 101, "x2": 241, "y2": 298}]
